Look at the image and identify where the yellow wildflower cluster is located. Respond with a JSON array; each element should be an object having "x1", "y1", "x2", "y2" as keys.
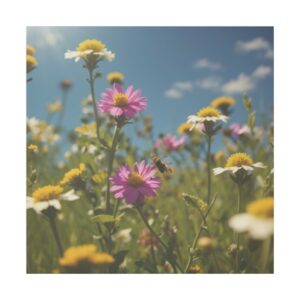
[
  {"x1": 60, "y1": 163, "x2": 85, "y2": 186},
  {"x1": 211, "y1": 96, "x2": 235, "y2": 109},
  {"x1": 177, "y1": 123, "x2": 193, "y2": 135},
  {"x1": 197, "y1": 106, "x2": 220, "y2": 118},
  {"x1": 75, "y1": 122, "x2": 97, "y2": 138},
  {"x1": 59, "y1": 244, "x2": 114, "y2": 267}
]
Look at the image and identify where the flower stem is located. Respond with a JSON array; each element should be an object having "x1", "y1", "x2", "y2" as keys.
[
  {"x1": 88, "y1": 68, "x2": 102, "y2": 145},
  {"x1": 106, "y1": 125, "x2": 121, "y2": 213},
  {"x1": 136, "y1": 206, "x2": 183, "y2": 273},
  {"x1": 260, "y1": 237, "x2": 271, "y2": 273},
  {"x1": 48, "y1": 215, "x2": 63, "y2": 257},
  {"x1": 235, "y1": 183, "x2": 242, "y2": 273},
  {"x1": 57, "y1": 90, "x2": 68, "y2": 128},
  {"x1": 207, "y1": 135, "x2": 212, "y2": 205}
]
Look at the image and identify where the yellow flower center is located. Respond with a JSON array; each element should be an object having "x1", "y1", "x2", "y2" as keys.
[
  {"x1": 59, "y1": 244, "x2": 114, "y2": 267},
  {"x1": 113, "y1": 93, "x2": 128, "y2": 107},
  {"x1": 107, "y1": 72, "x2": 124, "y2": 84},
  {"x1": 246, "y1": 197, "x2": 274, "y2": 218},
  {"x1": 211, "y1": 96, "x2": 235, "y2": 108},
  {"x1": 76, "y1": 39, "x2": 105, "y2": 52},
  {"x1": 32, "y1": 185, "x2": 63, "y2": 203},
  {"x1": 60, "y1": 164, "x2": 85, "y2": 186},
  {"x1": 197, "y1": 106, "x2": 220, "y2": 118},
  {"x1": 225, "y1": 152, "x2": 253, "y2": 168},
  {"x1": 128, "y1": 172, "x2": 144, "y2": 187},
  {"x1": 178, "y1": 123, "x2": 193, "y2": 135},
  {"x1": 26, "y1": 45, "x2": 36, "y2": 56}
]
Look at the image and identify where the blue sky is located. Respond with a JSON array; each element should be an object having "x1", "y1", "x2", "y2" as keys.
[{"x1": 27, "y1": 27, "x2": 273, "y2": 153}]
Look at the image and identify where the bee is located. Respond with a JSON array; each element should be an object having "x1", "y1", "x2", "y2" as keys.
[{"x1": 151, "y1": 153, "x2": 173, "y2": 174}]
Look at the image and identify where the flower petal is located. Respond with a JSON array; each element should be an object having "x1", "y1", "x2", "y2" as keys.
[{"x1": 60, "y1": 189, "x2": 79, "y2": 201}]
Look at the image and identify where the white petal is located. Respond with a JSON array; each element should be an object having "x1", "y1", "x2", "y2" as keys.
[
  {"x1": 231, "y1": 166, "x2": 241, "y2": 173},
  {"x1": 33, "y1": 201, "x2": 51, "y2": 213},
  {"x1": 48, "y1": 200, "x2": 62, "y2": 210},
  {"x1": 187, "y1": 115, "x2": 200, "y2": 123},
  {"x1": 60, "y1": 189, "x2": 79, "y2": 201},
  {"x1": 219, "y1": 115, "x2": 228, "y2": 122},
  {"x1": 64, "y1": 50, "x2": 80, "y2": 59},
  {"x1": 248, "y1": 218, "x2": 274, "y2": 240},
  {"x1": 26, "y1": 197, "x2": 34, "y2": 209},
  {"x1": 242, "y1": 165, "x2": 254, "y2": 171},
  {"x1": 252, "y1": 162, "x2": 267, "y2": 169},
  {"x1": 229, "y1": 213, "x2": 254, "y2": 232},
  {"x1": 213, "y1": 167, "x2": 228, "y2": 175}
]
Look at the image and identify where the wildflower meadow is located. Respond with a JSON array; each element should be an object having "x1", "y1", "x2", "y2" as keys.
[{"x1": 26, "y1": 27, "x2": 274, "y2": 274}]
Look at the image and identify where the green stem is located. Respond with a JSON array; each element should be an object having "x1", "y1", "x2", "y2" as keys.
[
  {"x1": 150, "y1": 241, "x2": 158, "y2": 273},
  {"x1": 184, "y1": 194, "x2": 217, "y2": 273},
  {"x1": 207, "y1": 135, "x2": 212, "y2": 205},
  {"x1": 57, "y1": 91, "x2": 68, "y2": 128},
  {"x1": 235, "y1": 183, "x2": 242, "y2": 273},
  {"x1": 49, "y1": 216, "x2": 63, "y2": 257},
  {"x1": 136, "y1": 206, "x2": 183, "y2": 273},
  {"x1": 106, "y1": 125, "x2": 121, "y2": 213},
  {"x1": 260, "y1": 237, "x2": 271, "y2": 273},
  {"x1": 88, "y1": 68, "x2": 102, "y2": 145}
]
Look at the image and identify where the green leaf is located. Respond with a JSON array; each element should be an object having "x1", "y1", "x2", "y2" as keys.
[{"x1": 91, "y1": 214, "x2": 120, "y2": 224}]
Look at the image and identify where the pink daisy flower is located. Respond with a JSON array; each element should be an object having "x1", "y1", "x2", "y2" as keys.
[
  {"x1": 154, "y1": 134, "x2": 185, "y2": 152},
  {"x1": 109, "y1": 160, "x2": 160, "y2": 204},
  {"x1": 97, "y1": 83, "x2": 147, "y2": 118}
]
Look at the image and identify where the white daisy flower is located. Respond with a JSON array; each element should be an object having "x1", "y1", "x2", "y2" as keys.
[
  {"x1": 27, "y1": 185, "x2": 79, "y2": 214},
  {"x1": 213, "y1": 152, "x2": 266, "y2": 175},
  {"x1": 229, "y1": 197, "x2": 274, "y2": 240},
  {"x1": 187, "y1": 106, "x2": 228, "y2": 130},
  {"x1": 112, "y1": 228, "x2": 132, "y2": 244},
  {"x1": 64, "y1": 39, "x2": 115, "y2": 63}
]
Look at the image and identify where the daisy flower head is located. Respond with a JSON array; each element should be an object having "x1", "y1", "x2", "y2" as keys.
[
  {"x1": 154, "y1": 134, "x2": 185, "y2": 152},
  {"x1": 107, "y1": 72, "x2": 124, "y2": 85},
  {"x1": 211, "y1": 96, "x2": 235, "y2": 115},
  {"x1": 187, "y1": 106, "x2": 228, "y2": 136},
  {"x1": 97, "y1": 83, "x2": 147, "y2": 121},
  {"x1": 27, "y1": 185, "x2": 79, "y2": 214},
  {"x1": 27, "y1": 55, "x2": 37, "y2": 73},
  {"x1": 64, "y1": 39, "x2": 115, "y2": 69},
  {"x1": 109, "y1": 160, "x2": 160, "y2": 205},
  {"x1": 229, "y1": 197, "x2": 274, "y2": 240},
  {"x1": 213, "y1": 152, "x2": 266, "y2": 184}
]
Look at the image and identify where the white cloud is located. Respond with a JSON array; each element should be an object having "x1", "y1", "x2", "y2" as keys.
[
  {"x1": 221, "y1": 73, "x2": 255, "y2": 95},
  {"x1": 252, "y1": 65, "x2": 272, "y2": 79},
  {"x1": 193, "y1": 58, "x2": 221, "y2": 70},
  {"x1": 235, "y1": 37, "x2": 273, "y2": 59},
  {"x1": 195, "y1": 76, "x2": 222, "y2": 91},
  {"x1": 164, "y1": 88, "x2": 183, "y2": 99},
  {"x1": 28, "y1": 27, "x2": 64, "y2": 48},
  {"x1": 173, "y1": 81, "x2": 193, "y2": 91}
]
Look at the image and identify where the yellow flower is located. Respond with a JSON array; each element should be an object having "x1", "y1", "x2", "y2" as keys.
[
  {"x1": 229, "y1": 197, "x2": 274, "y2": 240},
  {"x1": 247, "y1": 197, "x2": 274, "y2": 218},
  {"x1": 178, "y1": 123, "x2": 193, "y2": 135},
  {"x1": 91, "y1": 171, "x2": 107, "y2": 184},
  {"x1": 211, "y1": 96, "x2": 235, "y2": 109},
  {"x1": 59, "y1": 244, "x2": 114, "y2": 267},
  {"x1": 28, "y1": 144, "x2": 38, "y2": 153},
  {"x1": 60, "y1": 163, "x2": 85, "y2": 186},
  {"x1": 27, "y1": 55, "x2": 37, "y2": 73},
  {"x1": 26, "y1": 45, "x2": 36, "y2": 56},
  {"x1": 32, "y1": 185, "x2": 64, "y2": 203},
  {"x1": 225, "y1": 152, "x2": 253, "y2": 168},
  {"x1": 213, "y1": 152, "x2": 266, "y2": 175},
  {"x1": 107, "y1": 72, "x2": 124, "y2": 85},
  {"x1": 75, "y1": 122, "x2": 97, "y2": 138}
]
